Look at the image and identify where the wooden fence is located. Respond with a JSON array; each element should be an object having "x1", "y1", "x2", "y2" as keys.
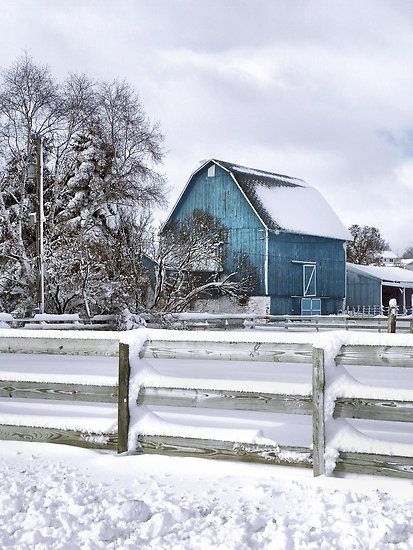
[
  {"x1": 259, "y1": 315, "x2": 413, "y2": 333},
  {"x1": 0, "y1": 332, "x2": 120, "y2": 450},
  {"x1": 125, "y1": 336, "x2": 314, "y2": 467},
  {"x1": 325, "y1": 344, "x2": 413, "y2": 478},
  {"x1": 153, "y1": 313, "x2": 413, "y2": 333},
  {"x1": 0, "y1": 329, "x2": 412, "y2": 478},
  {"x1": 0, "y1": 313, "x2": 118, "y2": 330},
  {"x1": 3, "y1": 312, "x2": 413, "y2": 333},
  {"x1": 121, "y1": 333, "x2": 413, "y2": 479}
]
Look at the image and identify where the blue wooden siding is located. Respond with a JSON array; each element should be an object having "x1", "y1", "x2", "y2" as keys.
[
  {"x1": 268, "y1": 233, "x2": 346, "y2": 315},
  {"x1": 169, "y1": 163, "x2": 266, "y2": 294},
  {"x1": 346, "y1": 270, "x2": 381, "y2": 309}
]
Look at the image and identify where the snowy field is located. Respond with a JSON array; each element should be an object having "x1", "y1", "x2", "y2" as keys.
[{"x1": 0, "y1": 441, "x2": 412, "y2": 549}]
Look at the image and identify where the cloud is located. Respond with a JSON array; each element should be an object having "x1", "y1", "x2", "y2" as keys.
[{"x1": 0, "y1": 0, "x2": 412, "y2": 250}]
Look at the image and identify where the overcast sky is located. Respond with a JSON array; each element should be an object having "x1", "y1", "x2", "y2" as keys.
[{"x1": 1, "y1": 0, "x2": 412, "y2": 252}]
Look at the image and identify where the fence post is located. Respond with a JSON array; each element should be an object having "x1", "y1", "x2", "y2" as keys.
[
  {"x1": 118, "y1": 342, "x2": 130, "y2": 453},
  {"x1": 388, "y1": 298, "x2": 397, "y2": 334},
  {"x1": 312, "y1": 346, "x2": 325, "y2": 476}
]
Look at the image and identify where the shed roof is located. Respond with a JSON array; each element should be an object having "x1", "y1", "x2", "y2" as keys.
[
  {"x1": 347, "y1": 263, "x2": 413, "y2": 288},
  {"x1": 169, "y1": 159, "x2": 350, "y2": 241}
]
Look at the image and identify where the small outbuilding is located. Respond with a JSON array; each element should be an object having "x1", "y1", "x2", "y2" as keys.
[
  {"x1": 346, "y1": 263, "x2": 413, "y2": 314},
  {"x1": 164, "y1": 159, "x2": 350, "y2": 315}
]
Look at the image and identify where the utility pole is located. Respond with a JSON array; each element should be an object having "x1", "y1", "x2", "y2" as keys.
[{"x1": 34, "y1": 133, "x2": 45, "y2": 314}]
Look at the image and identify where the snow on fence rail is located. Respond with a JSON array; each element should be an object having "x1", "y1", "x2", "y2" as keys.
[
  {"x1": 0, "y1": 328, "x2": 413, "y2": 478},
  {"x1": 0, "y1": 330, "x2": 120, "y2": 450},
  {"x1": 0, "y1": 313, "x2": 118, "y2": 330}
]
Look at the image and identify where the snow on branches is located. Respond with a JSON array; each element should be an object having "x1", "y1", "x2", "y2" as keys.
[{"x1": 151, "y1": 210, "x2": 257, "y2": 312}]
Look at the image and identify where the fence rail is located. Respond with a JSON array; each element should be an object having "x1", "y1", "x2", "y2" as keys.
[
  {"x1": 0, "y1": 380, "x2": 117, "y2": 402},
  {"x1": 136, "y1": 435, "x2": 314, "y2": 467},
  {"x1": 137, "y1": 387, "x2": 313, "y2": 414}
]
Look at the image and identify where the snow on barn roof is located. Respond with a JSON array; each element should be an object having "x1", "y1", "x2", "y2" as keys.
[
  {"x1": 347, "y1": 263, "x2": 413, "y2": 288},
  {"x1": 164, "y1": 159, "x2": 350, "y2": 240},
  {"x1": 213, "y1": 160, "x2": 350, "y2": 241}
]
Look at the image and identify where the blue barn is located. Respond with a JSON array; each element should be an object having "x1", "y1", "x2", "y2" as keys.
[{"x1": 164, "y1": 159, "x2": 350, "y2": 315}]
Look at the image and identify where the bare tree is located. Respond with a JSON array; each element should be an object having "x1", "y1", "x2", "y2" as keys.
[
  {"x1": 401, "y1": 246, "x2": 413, "y2": 259},
  {"x1": 347, "y1": 225, "x2": 389, "y2": 265},
  {"x1": 0, "y1": 55, "x2": 65, "y2": 313},
  {"x1": 151, "y1": 210, "x2": 256, "y2": 312}
]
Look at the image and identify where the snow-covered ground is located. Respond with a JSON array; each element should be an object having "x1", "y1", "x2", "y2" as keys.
[
  {"x1": 0, "y1": 441, "x2": 412, "y2": 549},
  {"x1": 1, "y1": 328, "x2": 413, "y2": 547}
]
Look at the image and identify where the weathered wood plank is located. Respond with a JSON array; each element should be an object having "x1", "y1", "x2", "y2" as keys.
[
  {"x1": 136, "y1": 435, "x2": 313, "y2": 467},
  {"x1": 0, "y1": 380, "x2": 117, "y2": 402},
  {"x1": 117, "y1": 342, "x2": 130, "y2": 453},
  {"x1": 266, "y1": 323, "x2": 395, "y2": 331},
  {"x1": 334, "y1": 397, "x2": 413, "y2": 422},
  {"x1": 140, "y1": 340, "x2": 312, "y2": 363},
  {"x1": 0, "y1": 336, "x2": 119, "y2": 356},
  {"x1": 336, "y1": 452, "x2": 413, "y2": 479},
  {"x1": 0, "y1": 424, "x2": 117, "y2": 450},
  {"x1": 336, "y1": 345, "x2": 413, "y2": 368},
  {"x1": 137, "y1": 387, "x2": 312, "y2": 414},
  {"x1": 312, "y1": 347, "x2": 325, "y2": 476}
]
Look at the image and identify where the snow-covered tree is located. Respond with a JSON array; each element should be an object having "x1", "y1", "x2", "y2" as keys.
[
  {"x1": 346, "y1": 225, "x2": 388, "y2": 266},
  {"x1": 0, "y1": 55, "x2": 165, "y2": 316},
  {"x1": 401, "y1": 246, "x2": 413, "y2": 259},
  {"x1": 152, "y1": 210, "x2": 256, "y2": 312}
]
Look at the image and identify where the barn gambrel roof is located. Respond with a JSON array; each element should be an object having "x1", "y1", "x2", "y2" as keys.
[{"x1": 166, "y1": 159, "x2": 350, "y2": 241}]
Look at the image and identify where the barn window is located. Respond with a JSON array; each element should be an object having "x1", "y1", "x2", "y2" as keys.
[
  {"x1": 301, "y1": 298, "x2": 321, "y2": 316},
  {"x1": 207, "y1": 165, "x2": 216, "y2": 177},
  {"x1": 303, "y1": 264, "x2": 316, "y2": 296}
]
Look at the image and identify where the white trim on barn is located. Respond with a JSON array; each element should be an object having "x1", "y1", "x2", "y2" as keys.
[{"x1": 264, "y1": 227, "x2": 269, "y2": 295}]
